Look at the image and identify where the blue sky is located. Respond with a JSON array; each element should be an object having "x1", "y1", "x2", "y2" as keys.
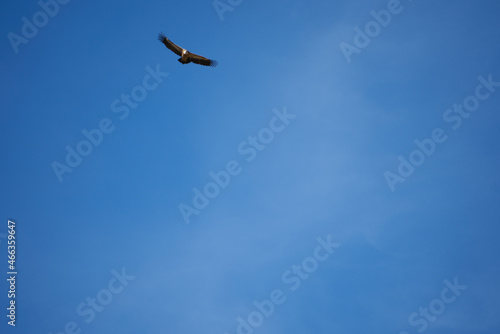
[{"x1": 1, "y1": 0, "x2": 500, "y2": 333}]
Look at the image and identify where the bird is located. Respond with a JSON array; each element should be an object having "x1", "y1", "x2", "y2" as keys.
[{"x1": 158, "y1": 33, "x2": 218, "y2": 67}]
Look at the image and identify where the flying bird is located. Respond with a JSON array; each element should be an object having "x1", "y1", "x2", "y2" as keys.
[{"x1": 158, "y1": 33, "x2": 218, "y2": 67}]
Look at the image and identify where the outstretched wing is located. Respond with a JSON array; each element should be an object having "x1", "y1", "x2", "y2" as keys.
[
  {"x1": 158, "y1": 32, "x2": 183, "y2": 56},
  {"x1": 188, "y1": 52, "x2": 218, "y2": 67}
]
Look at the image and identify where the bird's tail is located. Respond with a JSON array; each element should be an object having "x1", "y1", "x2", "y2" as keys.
[{"x1": 158, "y1": 32, "x2": 166, "y2": 42}]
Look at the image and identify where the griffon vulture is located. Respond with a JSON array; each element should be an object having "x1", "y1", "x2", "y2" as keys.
[{"x1": 158, "y1": 33, "x2": 218, "y2": 67}]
